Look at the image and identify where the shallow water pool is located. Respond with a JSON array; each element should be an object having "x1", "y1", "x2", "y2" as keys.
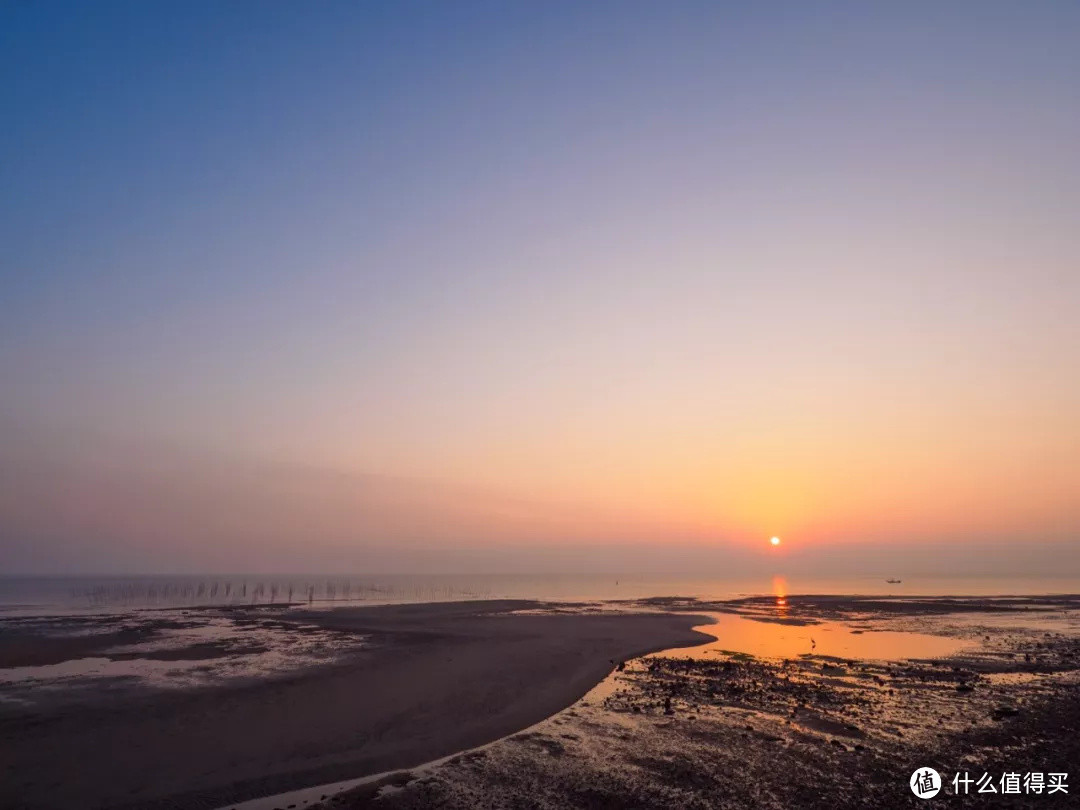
[{"x1": 659, "y1": 612, "x2": 974, "y2": 661}]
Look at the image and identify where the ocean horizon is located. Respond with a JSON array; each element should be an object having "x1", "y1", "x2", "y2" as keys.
[{"x1": 3, "y1": 572, "x2": 1077, "y2": 616}]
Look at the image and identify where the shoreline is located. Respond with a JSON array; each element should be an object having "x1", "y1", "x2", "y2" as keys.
[
  {"x1": 0, "y1": 600, "x2": 713, "y2": 810},
  {"x1": 3, "y1": 594, "x2": 1079, "y2": 809},
  {"x1": 305, "y1": 594, "x2": 1080, "y2": 810}
]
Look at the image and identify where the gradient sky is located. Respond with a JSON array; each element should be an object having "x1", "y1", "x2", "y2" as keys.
[{"x1": 2, "y1": 2, "x2": 1078, "y2": 575}]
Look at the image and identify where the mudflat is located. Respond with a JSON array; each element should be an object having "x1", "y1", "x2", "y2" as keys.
[
  {"x1": 310, "y1": 595, "x2": 1080, "y2": 810},
  {"x1": 0, "y1": 600, "x2": 710, "y2": 810}
]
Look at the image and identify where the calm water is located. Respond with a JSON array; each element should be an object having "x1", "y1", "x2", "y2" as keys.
[
  {"x1": 1, "y1": 573, "x2": 1077, "y2": 616},
  {"x1": 668, "y1": 613, "x2": 975, "y2": 660}
]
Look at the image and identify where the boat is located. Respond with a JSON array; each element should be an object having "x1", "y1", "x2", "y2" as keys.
[{"x1": 885, "y1": 578, "x2": 902, "y2": 584}]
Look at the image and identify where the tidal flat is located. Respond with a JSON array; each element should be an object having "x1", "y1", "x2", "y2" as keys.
[
  {"x1": 0, "y1": 600, "x2": 708, "y2": 809},
  {"x1": 2, "y1": 596, "x2": 1078, "y2": 809},
  {"x1": 301, "y1": 595, "x2": 1080, "y2": 810}
]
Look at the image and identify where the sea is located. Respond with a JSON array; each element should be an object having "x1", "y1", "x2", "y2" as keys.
[{"x1": 1, "y1": 573, "x2": 1077, "y2": 617}]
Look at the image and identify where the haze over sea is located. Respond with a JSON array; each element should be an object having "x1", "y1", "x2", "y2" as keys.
[{"x1": 2, "y1": 573, "x2": 1076, "y2": 616}]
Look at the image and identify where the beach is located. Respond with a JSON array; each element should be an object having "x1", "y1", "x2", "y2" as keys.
[
  {"x1": 0, "y1": 600, "x2": 710, "y2": 810},
  {"x1": 305, "y1": 595, "x2": 1080, "y2": 810},
  {"x1": 3, "y1": 594, "x2": 1080, "y2": 810}
]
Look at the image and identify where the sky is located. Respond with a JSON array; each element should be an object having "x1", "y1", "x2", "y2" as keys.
[{"x1": 1, "y1": 2, "x2": 1078, "y2": 576}]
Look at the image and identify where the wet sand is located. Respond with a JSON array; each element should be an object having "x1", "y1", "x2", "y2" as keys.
[
  {"x1": 0, "y1": 600, "x2": 710, "y2": 810},
  {"x1": 307, "y1": 595, "x2": 1080, "y2": 810}
]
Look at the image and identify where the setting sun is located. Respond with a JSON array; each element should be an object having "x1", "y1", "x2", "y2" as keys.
[{"x1": 770, "y1": 536, "x2": 781, "y2": 546}]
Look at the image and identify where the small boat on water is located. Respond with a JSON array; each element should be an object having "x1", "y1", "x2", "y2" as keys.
[{"x1": 885, "y1": 578, "x2": 902, "y2": 584}]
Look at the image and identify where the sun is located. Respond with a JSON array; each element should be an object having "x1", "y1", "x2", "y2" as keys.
[{"x1": 770, "y1": 536, "x2": 781, "y2": 546}]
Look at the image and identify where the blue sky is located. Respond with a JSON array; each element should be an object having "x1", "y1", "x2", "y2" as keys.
[{"x1": 2, "y1": 2, "x2": 1078, "y2": 573}]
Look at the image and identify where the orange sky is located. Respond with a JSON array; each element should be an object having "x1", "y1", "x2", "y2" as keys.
[{"x1": 1, "y1": 4, "x2": 1078, "y2": 575}]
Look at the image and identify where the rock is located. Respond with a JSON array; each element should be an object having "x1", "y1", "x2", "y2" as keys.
[{"x1": 991, "y1": 705, "x2": 1020, "y2": 720}]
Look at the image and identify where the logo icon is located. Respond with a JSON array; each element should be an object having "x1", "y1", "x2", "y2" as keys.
[{"x1": 911, "y1": 767, "x2": 942, "y2": 798}]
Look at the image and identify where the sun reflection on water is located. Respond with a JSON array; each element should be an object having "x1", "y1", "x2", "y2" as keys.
[{"x1": 772, "y1": 575, "x2": 789, "y2": 616}]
